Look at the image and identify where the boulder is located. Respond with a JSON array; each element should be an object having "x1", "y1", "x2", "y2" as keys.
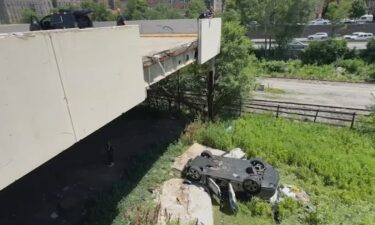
[{"x1": 158, "y1": 178, "x2": 213, "y2": 225}]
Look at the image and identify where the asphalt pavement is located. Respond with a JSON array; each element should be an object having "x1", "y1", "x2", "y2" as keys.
[
  {"x1": 256, "y1": 78, "x2": 375, "y2": 109},
  {"x1": 251, "y1": 38, "x2": 369, "y2": 49}
]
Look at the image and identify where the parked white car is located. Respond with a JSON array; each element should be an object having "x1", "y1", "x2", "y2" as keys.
[
  {"x1": 344, "y1": 32, "x2": 366, "y2": 40},
  {"x1": 350, "y1": 33, "x2": 373, "y2": 41},
  {"x1": 309, "y1": 18, "x2": 331, "y2": 25},
  {"x1": 341, "y1": 18, "x2": 355, "y2": 24},
  {"x1": 308, "y1": 32, "x2": 328, "y2": 40},
  {"x1": 356, "y1": 14, "x2": 373, "y2": 24}
]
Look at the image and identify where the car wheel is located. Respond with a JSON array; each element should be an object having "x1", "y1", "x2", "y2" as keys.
[
  {"x1": 308, "y1": 37, "x2": 313, "y2": 40},
  {"x1": 250, "y1": 159, "x2": 265, "y2": 172},
  {"x1": 201, "y1": 150, "x2": 213, "y2": 159},
  {"x1": 243, "y1": 178, "x2": 261, "y2": 194},
  {"x1": 187, "y1": 166, "x2": 202, "y2": 181}
]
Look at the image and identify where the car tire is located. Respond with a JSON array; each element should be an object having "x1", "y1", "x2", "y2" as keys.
[
  {"x1": 243, "y1": 177, "x2": 261, "y2": 194},
  {"x1": 187, "y1": 166, "x2": 202, "y2": 181},
  {"x1": 250, "y1": 159, "x2": 265, "y2": 173},
  {"x1": 201, "y1": 150, "x2": 213, "y2": 158}
]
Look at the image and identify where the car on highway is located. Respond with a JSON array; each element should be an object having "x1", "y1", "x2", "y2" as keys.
[
  {"x1": 341, "y1": 18, "x2": 356, "y2": 24},
  {"x1": 350, "y1": 33, "x2": 373, "y2": 41},
  {"x1": 29, "y1": 9, "x2": 93, "y2": 31},
  {"x1": 344, "y1": 32, "x2": 366, "y2": 40},
  {"x1": 356, "y1": 14, "x2": 374, "y2": 24},
  {"x1": 308, "y1": 32, "x2": 328, "y2": 40},
  {"x1": 309, "y1": 18, "x2": 331, "y2": 25},
  {"x1": 287, "y1": 40, "x2": 308, "y2": 50}
]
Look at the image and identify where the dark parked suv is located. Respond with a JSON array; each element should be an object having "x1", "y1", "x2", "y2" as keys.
[{"x1": 29, "y1": 10, "x2": 93, "y2": 31}]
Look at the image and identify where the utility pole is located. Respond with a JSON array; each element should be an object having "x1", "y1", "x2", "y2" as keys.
[{"x1": 207, "y1": 58, "x2": 215, "y2": 120}]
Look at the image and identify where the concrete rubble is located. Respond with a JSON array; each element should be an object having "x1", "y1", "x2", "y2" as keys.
[
  {"x1": 157, "y1": 178, "x2": 213, "y2": 225},
  {"x1": 159, "y1": 143, "x2": 247, "y2": 225}
]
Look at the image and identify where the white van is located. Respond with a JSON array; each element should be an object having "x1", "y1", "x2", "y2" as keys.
[
  {"x1": 356, "y1": 14, "x2": 373, "y2": 23},
  {"x1": 351, "y1": 33, "x2": 373, "y2": 41}
]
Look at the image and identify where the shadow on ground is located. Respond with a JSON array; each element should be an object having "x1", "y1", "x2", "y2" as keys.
[{"x1": 0, "y1": 106, "x2": 188, "y2": 225}]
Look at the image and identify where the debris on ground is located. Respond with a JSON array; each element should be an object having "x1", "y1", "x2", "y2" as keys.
[
  {"x1": 157, "y1": 178, "x2": 213, "y2": 225},
  {"x1": 224, "y1": 148, "x2": 246, "y2": 159},
  {"x1": 270, "y1": 184, "x2": 310, "y2": 204}
]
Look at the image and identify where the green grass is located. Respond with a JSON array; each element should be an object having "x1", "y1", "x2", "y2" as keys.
[
  {"x1": 186, "y1": 114, "x2": 375, "y2": 224},
  {"x1": 255, "y1": 59, "x2": 375, "y2": 83},
  {"x1": 264, "y1": 87, "x2": 287, "y2": 94},
  {"x1": 89, "y1": 114, "x2": 375, "y2": 225}
]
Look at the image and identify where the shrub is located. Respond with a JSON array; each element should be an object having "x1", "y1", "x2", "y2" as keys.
[
  {"x1": 361, "y1": 38, "x2": 375, "y2": 63},
  {"x1": 277, "y1": 197, "x2": 301, "y2": 220},
  {"x1": 245, "y1": 198, "x2": 274, "y2": 217},
  {"x1": 261, "y1": 60, "x2": 288, "y2": 73},
  {"x1": 301, "y1": 39, "x2": 349, "y2": 65},
  {"x1": 336, "y1": 59, "x2": 366, "y2": 74}
]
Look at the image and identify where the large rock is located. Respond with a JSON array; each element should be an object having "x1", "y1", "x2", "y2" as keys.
[{"x1": 158, "y1": 178, "x2": 213, "y2": 225}]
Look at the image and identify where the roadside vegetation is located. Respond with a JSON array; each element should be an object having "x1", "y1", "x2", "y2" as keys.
[{"x1": 87, "y1": 113, "x2": 375, "y2": 225}]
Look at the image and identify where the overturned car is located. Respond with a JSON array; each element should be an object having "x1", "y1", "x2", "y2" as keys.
[{"x1": 183, "y1": 150, "x2": 279, "y2": 208}]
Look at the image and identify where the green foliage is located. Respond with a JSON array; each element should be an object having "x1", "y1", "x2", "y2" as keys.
[
  {"x1": 214, "y1": 21, "x2": 255, "y2": 113},
  {"x1": 254, "y1": 59, "x2": 373, "y2": 82},
  {"x1": 350, "y1": 0, "x2": 367, "y2": 18},
  {"x1": 199, "y1": 123, "x2": 233, "y2": 150},
  {"x1": 80, "y1": 0, "x2": 115, "y2": 21},
  {"x1": 336, "y1": 58, "x2": 366, "y2": 74},
  {"x1": 301, "y1": 39, "x2": 348, "y2": 65},
  {"x1": 363, "y1": 38, "x2": 375, "y2": 64},
  {"x1": 125, "y1": 0, "x2": 148, "y2": 20},
  {"x1": 146, "y1": 4, "x2": 183, "y2": 20},
  {"x1": 189, "y1": 114, "x2": 375, "y2": 224},
  {"x1": 235, "y1": 0, "x2": 315, "y2": 49},
  {"x1": 185, "y1": 0, "x2": 206, "y2": 18},
  {"x1": 260, "y1": 60, "x2": 288, "y2": 73},
  {"x1": 277, "y1": 197, "x2": 301, "y2": 220},
  {"x1": 245, "y1": 198, "x2": 274, "y2": 217},
  {"x1": 20, "y1": 8, "x2": 37, "y2": 23},
  {"x1": 326, "y1": 1, "x2": 351, "y2": 23}
]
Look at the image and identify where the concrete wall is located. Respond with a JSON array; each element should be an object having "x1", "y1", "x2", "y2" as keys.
[
  {"x1": 0, "y1": 19, "x2": 199, "y2": 34},
  {"x1": 0, "y1": 26, "x2": 146, "y2": 190},
  {"x1": 198, "y1": 18, "x2": 222, "y2": 64}
]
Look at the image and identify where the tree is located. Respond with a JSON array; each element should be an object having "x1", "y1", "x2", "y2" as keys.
[
  {"x1": 185, "y1": 0, "x2": 206, "y2": 18},
  {"x1": 157, "y1": 21, "x2": 255, "y2": 118},
  {"x1": 81, "y1": 0, "x2": 115, "y2": 21},
  {"x1": 213, "y1": 21, "x2": 255, "y2": 114},
  {"x1": 325, "y1": 1, "x2": 351, "y2": 22},
  {"x1": 350, "y1": 0, "x2": 367, "y2": 18},
  {"x1": 125, "y1": 0, "x2": 148, "y2": 20},
  {"x1": 20, "y1": 8, "x2": 37, "y2": 23},
  {"x1": 146, "y1": 4, "x2": 183, "y2": 20},
  {"x1": 325, "y1": 1, "x2": 351, "y2": 37},
  {"x1": 235, "y1": 0, "x2": 315, "y2": 53}
]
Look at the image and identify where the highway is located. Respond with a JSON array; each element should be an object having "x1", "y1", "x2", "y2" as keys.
[
  {"x1": 256, "y1": 78, "x2": 375, "y2": 109},
  {"x1": 251, "y1": 38, "x2": 369, "y2": 50}
]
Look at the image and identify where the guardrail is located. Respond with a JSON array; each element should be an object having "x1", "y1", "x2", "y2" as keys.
[
  {"x1": 242, "y1": 99, "x2": 372, "y2": 128},
  {"x1": 146, "y1": 90, "x2": 373, "y2": 129}
]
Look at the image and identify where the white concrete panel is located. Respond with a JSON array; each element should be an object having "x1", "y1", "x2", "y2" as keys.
[
  {"x1": 198, "y1": 18, "x2": 222, "y2": 64},
  {"x1": 51, "y1": 26, "x2": 146, "y2": 140},
  {"x1": 0, "y1": 32, "x2": 76, "y2": 190}
]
